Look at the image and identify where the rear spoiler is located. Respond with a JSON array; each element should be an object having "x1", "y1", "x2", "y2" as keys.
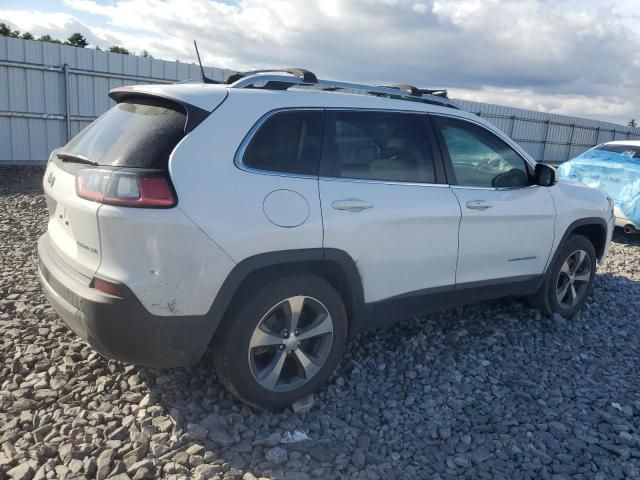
[{"x1": 109, "y1": 86, "x2": 226, "y2": 133}]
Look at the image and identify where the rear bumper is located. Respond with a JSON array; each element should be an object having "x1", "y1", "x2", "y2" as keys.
[
  {"x1": 614, "y1": 206, "x2": 639, "y2": 230},
  {"x1": 38, "y1": 233, "x2": 212, "y2": 368}
]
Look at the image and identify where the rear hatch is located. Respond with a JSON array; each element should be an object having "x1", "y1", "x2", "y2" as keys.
[{"x1": 43, "y1": 93, "x2": 211, "y2": 278}]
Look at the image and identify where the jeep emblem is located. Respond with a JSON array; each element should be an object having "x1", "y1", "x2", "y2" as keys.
[{"x1": 47, "y1": 172, "x2": 55, "y2": 187}]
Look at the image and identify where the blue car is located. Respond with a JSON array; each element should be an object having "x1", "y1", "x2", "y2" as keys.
[{"x1": 557, "y1": 141, "x2": 640, "y2": 233}]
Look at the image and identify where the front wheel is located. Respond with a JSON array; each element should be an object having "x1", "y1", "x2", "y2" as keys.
[
  {"x1": 529, "y1": 235, "x2": 597, "y2": 318},
  {"x1": 212, "y1": 274, "x2": 348, "y2": 409}
]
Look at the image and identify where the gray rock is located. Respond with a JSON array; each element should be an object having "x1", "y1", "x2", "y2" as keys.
[
  {"x1": 3, "y1": 169, "x2": 640, "y2": 480},
  {"x1": 132, "y1": 468, "x2": 154, "y2": 480},
  {"x1": 186, "y1": 422, "x2": 208, "y2": 441},
  {"x1": 265, "y1": 446, "x2": 288, "y2": 465},
  {"x1": 186, "y1": 444, "x2": 206, "y2": 456},
  {"x1": 292, "y1": 395, "x2": 314, "y2": 414},
  {"x1": 127, "y1": 459, "x2": 154, "y2": 474},
  {"x1": 208, "y1": 428, "x2": 235, "y2": 447},
  {"x1": 108, "y1": 474, "x2": 132, "y2": 480},
  {"x1": 96, "y1": 448, "x2": 115, "y2": 480},
  {"x1": 352, "y1": 449, "x2": 366, "y2": 469},
  {"x1": 7, "y1": 463, "x2": 34, "y2": 480},
  {"x1": 470, "y1": 447, "x2": 492, "y2": 464},
  {"x1": 252, "y1": 432, "x2": 281, "y2": 447},
  {"x1": 193, "y1": 463, "x2": 221, "y2": 480}
]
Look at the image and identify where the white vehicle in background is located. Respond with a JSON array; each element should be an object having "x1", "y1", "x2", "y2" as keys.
[
  {"x1": 38, "y1": 68, "x2": 614, "y2": 409},
  {"x1": 558, "y1": 140, "x2": 640, "y2": 234}
]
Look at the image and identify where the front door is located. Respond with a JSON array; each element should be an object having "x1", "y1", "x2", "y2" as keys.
[{"x1": 432, "y1": 115, "x2": 556, "y2": 285}]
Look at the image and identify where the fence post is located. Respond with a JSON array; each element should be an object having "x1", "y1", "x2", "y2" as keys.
[
  {"x1": 567, "y1": 123, "x2": 576, "y2": 161},
  {"x1": 63, "y1": 63, "x2": 71, "y2": 141},
  {"x1": 509, "y1": 115, "x2": 516, "y2": 137},
  {"x1": 540, "y1": 120, "x2": 550, "y2": 163}
]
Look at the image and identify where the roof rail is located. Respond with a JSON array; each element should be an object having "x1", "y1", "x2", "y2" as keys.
[
  {"x1": 383, "y1": 84, "x2": 449, "y2": 99},
  {"x1": 227, "y1": 70, "x2": 458, "y2": 110},
  {"x1": 225, "y1": 68, "x2": 317, "y2": 84},
  {"x1": 314, "y1": 79, "x2": 458, "y2": 109}
]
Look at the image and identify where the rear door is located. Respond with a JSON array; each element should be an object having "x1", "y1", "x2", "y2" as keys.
[
  {"x1": 432, "y1": 115, "x2": 556, "y2": 285},
  {"x1": 319, "y1": 110, "x2": 461, "y2": 303},
  {"x1": 43, "y1": 96, "x2": 193, "y2": 276}
]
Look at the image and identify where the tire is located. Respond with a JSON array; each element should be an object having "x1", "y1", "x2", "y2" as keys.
[
  {"x1": 212, "y1": 274, "x2": 348, "y2": 410},
  {"x1": 529, "y1": 234, "x2": 597, "y2": 318}
]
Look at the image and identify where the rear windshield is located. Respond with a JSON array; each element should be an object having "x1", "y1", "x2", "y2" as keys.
[
  {"x1": 61, "y1": 97, "x2": 187, "y2": 168},
  {"x1": 595, "y1": 143, "x2": 640, "y2": 159}
]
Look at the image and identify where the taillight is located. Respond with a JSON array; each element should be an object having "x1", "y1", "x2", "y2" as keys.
[{"x1": 76, "y1": 169, "x2": 176, "y2": 208}]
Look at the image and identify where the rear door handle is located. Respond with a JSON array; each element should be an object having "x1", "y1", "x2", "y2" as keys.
[
  {"x1": 331, "y1": 199, "x2": 373, "y2": 212},
  {"x1": 466, "y1": 200, "x2": 493, "y2": 210}
]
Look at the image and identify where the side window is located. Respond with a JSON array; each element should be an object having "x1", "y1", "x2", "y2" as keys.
[
  {"x1": 331, "y1": 111, "x2": 436, "y2": 183},
  {"x1": 243, "y1": 110, "x2": 322, "y2": 175},
  {"x1": 435, "y1": 117, "x2": 530, "y2": 188}
]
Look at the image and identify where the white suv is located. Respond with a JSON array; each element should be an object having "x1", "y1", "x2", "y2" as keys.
[{"x1": 38, "y1": 69, "x2": 615, "y2": 409}]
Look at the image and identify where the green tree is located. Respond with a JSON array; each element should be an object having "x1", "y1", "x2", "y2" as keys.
[
  {"x1": 629, "y1": 119, "x2": 637, "y2": 128},
  {"x1": 108, "y1": 45, "x2": 130, "y2": 55},
  {"x1": 140, "y1": 49, "x2": 153, "y2": 58},
  {"x1": 38, "y1": 34, "x2": 62, "y2": 44},
  {"x1": 66, "y1": 32, "x2": 88, "y2": 48},
  {"x1": 21, "y1": 32, "x2": 34, "y2": 40},
  {"x1": 0, "y1": 22, "x2": 20, "y2": 38}
]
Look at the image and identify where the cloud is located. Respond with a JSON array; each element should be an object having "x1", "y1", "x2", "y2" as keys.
[{"x1": 1, "y1": 0, "x2": 639, "y2": 124}]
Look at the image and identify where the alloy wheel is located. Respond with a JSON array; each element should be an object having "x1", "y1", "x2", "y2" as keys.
[
  {"x1": 556, "y1": 249, "x2": 592, "y2": 309},
  {"x1": 248, "y1": 295, "x2": 334, "y2": 392}
]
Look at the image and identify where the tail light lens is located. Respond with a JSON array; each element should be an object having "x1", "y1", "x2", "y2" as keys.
[{"x1": 76, "y1": 169, "x2": 176, "y2": 208}]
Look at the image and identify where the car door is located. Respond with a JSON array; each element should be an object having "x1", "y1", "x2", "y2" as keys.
[
  {"x1": 432, "y1": 115, "x2": 556, "y2": 285},
  {"x1": 319, "y1": 110, "x2": 461, "y2": 303}
]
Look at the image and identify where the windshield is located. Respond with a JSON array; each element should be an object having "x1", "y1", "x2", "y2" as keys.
[
  {"x1": 594, "y1": 143, "x2": 640, "y2": 159},
  {"x1": 61, "y1": 97, "x2": 187, "y2": 168}
]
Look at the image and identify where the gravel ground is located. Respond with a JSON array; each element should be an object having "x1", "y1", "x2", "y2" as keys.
[{"x1": 1, "y1": 166, "x2": 640, "y2": 480}]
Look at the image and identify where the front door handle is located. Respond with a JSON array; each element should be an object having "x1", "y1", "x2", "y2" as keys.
[
  {"x1": 331, "y1": 199, "x2": 373, "y2": 212},
  {"x1": 466, "y1": 200, "x2": 493, "y2": 210}
]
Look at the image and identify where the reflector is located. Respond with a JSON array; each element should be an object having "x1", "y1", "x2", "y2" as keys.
[{"x1": 92, "y1": 277, "x2": 123, "y2": 297}]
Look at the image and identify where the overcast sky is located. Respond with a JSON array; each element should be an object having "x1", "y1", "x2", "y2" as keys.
[{"x1": 1, "y1": 0, "x2": 639, "y2": 125}]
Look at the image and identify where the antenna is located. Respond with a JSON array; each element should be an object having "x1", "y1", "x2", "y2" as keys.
[{"x1": 193, "y1": 40, "x2": 220, "y2": 84}]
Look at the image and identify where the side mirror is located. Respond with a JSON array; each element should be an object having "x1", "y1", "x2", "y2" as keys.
[{"x1": 534, "y1": 163, "x2": 556, "y2": 187}]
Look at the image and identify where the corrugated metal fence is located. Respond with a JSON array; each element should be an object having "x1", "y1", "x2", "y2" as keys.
[
  {"x1": 0, "y1": 36, "x2": 227, "y2": 164},
  {"x1": 455, "y1": 99, "x2": 640, "y2": 164},
  {"x1": 2, "y1": 36, "x2": 640, "y2": 164}
]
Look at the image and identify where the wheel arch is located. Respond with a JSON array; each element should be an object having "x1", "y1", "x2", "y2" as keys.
[
  {"x1": 207, "y1": 248, "x2": 365, "y2": 341},
  {"x1": 560, "y1": 217, "x2": 608, "y2": 261}
]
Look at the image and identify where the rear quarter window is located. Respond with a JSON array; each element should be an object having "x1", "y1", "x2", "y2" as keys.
[
  {"x1": 241, "y1": 110, "x2": 323, "y2": 176},
  {"x1": 62, "y1": 97, "x2": 187, "y2": 169}
]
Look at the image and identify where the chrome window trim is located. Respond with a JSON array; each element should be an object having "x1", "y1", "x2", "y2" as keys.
[
  {"x1": 451, "y1": 184, "x2": 541, "y2": 192},
  {"x1": 233, "y1": 107, "x2": 325, "y2": 180},
  {"x1": 318, "y1": 176, "x2": 449, "y2": 188},
  {"x1": 234, "y1": 106, "x2": 450, "y2": 186}
]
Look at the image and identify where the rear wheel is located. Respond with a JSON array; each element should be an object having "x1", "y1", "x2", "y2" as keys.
[
  {"x1": 529, "y1": 235, "x2": 596, "y2": 318},
  {"x1": 213, "y1": 274, "x2": 347, "y2": 409}
]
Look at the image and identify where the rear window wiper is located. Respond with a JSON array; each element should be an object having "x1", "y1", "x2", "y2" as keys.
[{"x1": 56, "y1": 152, "x2": 99, "y2": 166}]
